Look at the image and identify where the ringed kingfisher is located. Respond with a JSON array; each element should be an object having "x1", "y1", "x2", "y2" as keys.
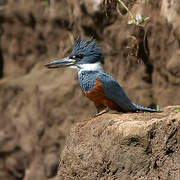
[{"x1": 45, "y1": 37, "x2": 161, "y2": 115}]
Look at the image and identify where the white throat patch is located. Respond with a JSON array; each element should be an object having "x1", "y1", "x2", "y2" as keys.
[{"x1": 77, "y1": 62, "x2": 104, "y2": 73}]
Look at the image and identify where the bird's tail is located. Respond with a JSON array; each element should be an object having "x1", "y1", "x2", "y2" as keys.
[{"x1": 132, "y1": 103, "x2": 162, "y2": 112}]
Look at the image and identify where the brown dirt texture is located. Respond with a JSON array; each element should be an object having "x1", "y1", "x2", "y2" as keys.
[
  {"x1": 58, "y1": 106, "x2": 180, "y2": 180},
  {"x1": 0, "y1": 0, "x2": 179, "y2": 180}
]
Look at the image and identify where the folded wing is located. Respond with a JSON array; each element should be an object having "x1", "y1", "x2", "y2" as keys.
[{"x1": 97, "y1": 72, "x2": 137, "y2": 112}]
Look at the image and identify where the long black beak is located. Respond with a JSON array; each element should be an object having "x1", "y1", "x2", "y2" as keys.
[{"x1": 44, "y1": 57, "x2": 76, "y2": 69}]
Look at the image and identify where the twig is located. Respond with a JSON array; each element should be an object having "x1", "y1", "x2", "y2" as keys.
[{"x1": 118, "y1": 0, "x2": 136, "y2": 22}]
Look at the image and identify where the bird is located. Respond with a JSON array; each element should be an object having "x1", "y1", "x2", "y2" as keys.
[{"x1": 45, "y1": 37, "x2": 162, "y2": 115}]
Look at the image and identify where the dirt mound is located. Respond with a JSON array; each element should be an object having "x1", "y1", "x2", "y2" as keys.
[
  {"x1": 0, "y1": 0, "x2": 180, "y2": 179},
  {"x1": 57, "y1": 106, "x2": 180, "y2": 180}
]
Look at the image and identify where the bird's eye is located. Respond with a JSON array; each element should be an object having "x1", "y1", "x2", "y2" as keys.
[
  {"x1": 72, "y1": 54, "x2": 83, "y2": 59},
  {"x1": 76, "y1": 54, "x2": 83, "y2": 59}
]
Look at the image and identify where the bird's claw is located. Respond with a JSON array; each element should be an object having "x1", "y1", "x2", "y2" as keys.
[{"x1": 94, "y1": 107, "x2": 109, "y2": 117}]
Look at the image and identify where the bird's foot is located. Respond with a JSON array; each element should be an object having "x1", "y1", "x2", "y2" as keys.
[{"x1": 94, "y1": 107, "x2": 109, "y2": 117}]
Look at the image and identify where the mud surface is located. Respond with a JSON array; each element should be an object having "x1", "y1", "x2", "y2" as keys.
[
  {"x1": 58, "y1": 106, "x2": 180, "y2": 180},
  {"x1": 0, "y1": 0, "x2": 180, "y2": 179}
]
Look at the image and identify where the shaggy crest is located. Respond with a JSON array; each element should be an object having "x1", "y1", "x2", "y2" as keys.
[{"x1": 70, "y1": 37, "x2": 104, "y2": 64}]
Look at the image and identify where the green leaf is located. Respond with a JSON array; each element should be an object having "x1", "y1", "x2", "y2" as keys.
[
  {"x1": 174, "y1": 109, "x2": 180, "y2": 113},
  {"x1": 128, "y1": 20, "x2": 135, "y2": 24},
  {"x1": 128, "y1": 13, "x2": 150, "y2": 25}
]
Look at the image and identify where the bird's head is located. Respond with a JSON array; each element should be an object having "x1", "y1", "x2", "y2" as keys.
[{"x1": 45, "y1": 37, "x2": 104, "y2": 71}]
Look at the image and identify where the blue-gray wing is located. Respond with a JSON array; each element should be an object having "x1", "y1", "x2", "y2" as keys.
[{"x1": 97, "y1": 72, "x2": 137, "y2": 112}]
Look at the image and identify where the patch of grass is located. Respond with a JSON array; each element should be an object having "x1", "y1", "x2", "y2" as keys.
[
  {"x1": 103, "y1": 0, "x2": 151, "y2": 63},
  {"x1": 173, "y1": 109, "x2": 180, "y2": 113},
  {"x1": 118, "y1": 0, "x2": 149, "y2": 26},
  {"x1": 156, "y1": 105, "x2": 160, "y2": 111},
  {"x1": 104, "y1": 0, "x2": 150, "y2": 26},
  {"x1": 41, "y1": 0, "x2": 49, "y2": 6}
]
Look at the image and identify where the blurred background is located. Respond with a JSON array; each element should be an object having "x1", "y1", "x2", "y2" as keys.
[{"x1": 0, "y1": 0, "x2": 179, "y2": 179}]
